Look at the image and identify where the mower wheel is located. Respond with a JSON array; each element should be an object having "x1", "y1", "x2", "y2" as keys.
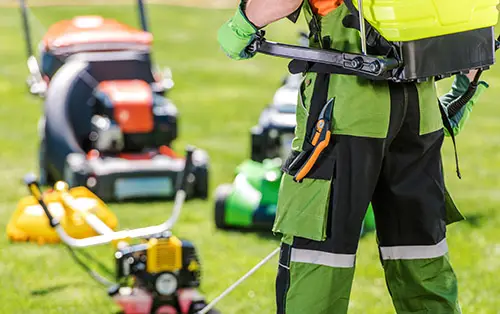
[
  {"x1": 194, "y1": 166, "x2": 209, "y2": 200},
  {"x1": 250, "y1": 126, "x2": 265, "y2": 162},
  {"x1": 214, "y1": 184, "x2": 232, "y2": 229}
]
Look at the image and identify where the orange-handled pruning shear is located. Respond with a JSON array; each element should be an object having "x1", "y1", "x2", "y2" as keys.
[{"x1": 291, "y1": 98, "x2": 334, "y2": 182}]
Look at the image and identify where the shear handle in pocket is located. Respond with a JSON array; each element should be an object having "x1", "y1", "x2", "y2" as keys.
[{"x1": 293, "y1": 98, "x2": 334, "y2": 182}]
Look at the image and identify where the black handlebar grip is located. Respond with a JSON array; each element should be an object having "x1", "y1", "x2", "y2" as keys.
[
  {"x1": 177, "y1": 146, "x2": 195, "y2": 192},
  {"x1": 247, "y1": 30, "x2": 266, "y2": 54},
  {"x1": 23, "y1": 173, "x2": 59, "y2": 227}
]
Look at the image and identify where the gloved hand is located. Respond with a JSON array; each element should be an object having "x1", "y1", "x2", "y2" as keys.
[
  {"x1": 441, "y1": 74, "x2": 489, "y2": 137},
  {"x1": 217, "y1": 5, "x2": 258, "y2": 60}
]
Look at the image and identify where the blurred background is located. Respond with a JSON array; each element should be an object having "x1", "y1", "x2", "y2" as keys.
[{"x1": 0, "y1": 1, "x2": 499, "y2": 313}]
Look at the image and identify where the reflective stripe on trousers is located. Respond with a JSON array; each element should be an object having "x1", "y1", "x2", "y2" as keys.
[
  {"x1": 290, "y1": 248, "x2": 356, "y2": 268},
  {"x1": 380, "y1": 238, "x2": 448, "y2": 260}
]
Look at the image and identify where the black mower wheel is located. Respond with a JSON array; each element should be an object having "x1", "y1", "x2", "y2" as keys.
[
  {"x1": 194, "y1": 166, "x2": 209, "y2": 200},
  {"x1": 214, "y1": 184, "x2": 232, "y2": 229}
]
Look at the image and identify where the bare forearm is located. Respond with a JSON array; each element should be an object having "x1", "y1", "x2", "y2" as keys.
[{"x1": 245, "y1": 0, "x2": 302, "y2": 28}]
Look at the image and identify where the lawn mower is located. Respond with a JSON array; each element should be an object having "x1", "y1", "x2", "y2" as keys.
[
  {"x1": 22, "y1": 147, "x2": 220, "y2": 314},
  {"x1": 19, "y1": 0, "x2": 209, "y2": 201}
]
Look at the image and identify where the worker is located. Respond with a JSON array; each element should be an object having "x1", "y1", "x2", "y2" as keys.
[{"x1": 217, "y1": 0, "x2": 489, "y2": 312}]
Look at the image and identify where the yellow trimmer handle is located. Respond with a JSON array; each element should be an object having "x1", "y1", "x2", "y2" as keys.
[{"x1": 23, "y1": 173, "x2": 59, "y2": 227}]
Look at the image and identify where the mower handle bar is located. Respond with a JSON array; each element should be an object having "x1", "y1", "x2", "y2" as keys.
[{"x1": 24, "y1": 146, "x2": 195, "y2": 248}]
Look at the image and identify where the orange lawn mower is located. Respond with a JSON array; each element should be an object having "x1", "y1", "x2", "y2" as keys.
[{"x1": 19, "y1": 0, "x2": 209, "y2": 202}]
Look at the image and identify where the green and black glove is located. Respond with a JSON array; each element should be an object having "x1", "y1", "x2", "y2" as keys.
[
  {"x1": 440, "y1": 74, "x2": 489, "y2": 136},
  {"x1": 217, "y1": 4, "x2": 259, "y2": 60}
]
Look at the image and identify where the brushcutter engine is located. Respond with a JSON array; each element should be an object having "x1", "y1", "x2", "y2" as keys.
[
  {"x1": 110, "y1": 233, "x2": 207, "y2": 314},
  {"x1": 114, "y1": 234, "x2": 201, "y2": 294}
]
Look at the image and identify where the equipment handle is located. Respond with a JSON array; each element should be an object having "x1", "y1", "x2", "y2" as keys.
[
  {"x1": 19, "y1": 0, "x2": 33, "y2": 58},
  {"x1": 24, "y1": 173, "x2": 59, "y2": 227},
  {"x1": 247, "y1": 31, "x2": 400, "y2": 79},
  {"x1": 137, "y1": 0, "x2": 149, "y2": 32},
  {"x1": 177, "y1": 146, "x2": 195, "y2": 192}
]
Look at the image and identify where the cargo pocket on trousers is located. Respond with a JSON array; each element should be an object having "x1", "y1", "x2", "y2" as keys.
[{"x1": 272, "y1": 147, "x2": 336, "y2": 242}]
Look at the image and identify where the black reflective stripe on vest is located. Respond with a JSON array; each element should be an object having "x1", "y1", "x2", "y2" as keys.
[{"x1": 439, "y1": 102, "x2": 461, "y2": 179}]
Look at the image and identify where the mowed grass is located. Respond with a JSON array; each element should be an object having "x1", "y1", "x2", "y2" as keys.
[{"x1": 0, "y1": 4, "x2": 499, "y2": 314}]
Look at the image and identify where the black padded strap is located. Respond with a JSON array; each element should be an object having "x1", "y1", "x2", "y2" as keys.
[
  {"x1": 302, "y1": 37, "x2": 332, "y2": 152},
  {"x1": 286, "y1": 5, "x2": 301, "y2": 23},
  {"x1": 288, "y1": 59, "x2": 389, "y2": 81}
]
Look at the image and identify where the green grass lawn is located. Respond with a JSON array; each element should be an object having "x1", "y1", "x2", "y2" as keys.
[{"x1": 0, "y1": 4, "x2": 499, "y2": 314}]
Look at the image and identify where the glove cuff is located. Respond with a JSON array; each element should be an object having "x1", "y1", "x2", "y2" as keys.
[{"x1": 232, "y1": 4, "x2": 259, "y2": 35}]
